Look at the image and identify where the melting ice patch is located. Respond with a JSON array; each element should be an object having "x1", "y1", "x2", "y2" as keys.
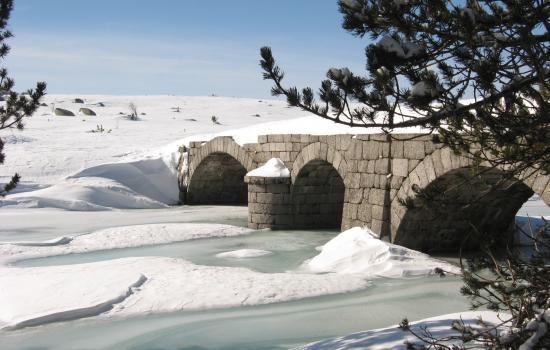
[{"x1": 216, "y1": 249, "x2": 273, "y2": 258}]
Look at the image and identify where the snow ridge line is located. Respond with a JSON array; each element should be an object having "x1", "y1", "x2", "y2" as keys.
[{"x1": 2, "y1": 274, "x2": 147, "y2": 331}]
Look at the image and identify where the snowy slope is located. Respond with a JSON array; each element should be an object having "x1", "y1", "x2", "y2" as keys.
[{"x1": 0, "y1": 95, "x2": 426, "y2": 211}]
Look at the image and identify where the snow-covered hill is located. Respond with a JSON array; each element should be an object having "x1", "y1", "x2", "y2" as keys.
[{"x1": 0, "y1": 95, "x2": 421, "y2": 210}]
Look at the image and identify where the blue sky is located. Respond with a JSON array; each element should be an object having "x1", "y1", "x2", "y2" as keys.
[{"x1": 6, "y1": 0, "x2": 369, "y2": 98}]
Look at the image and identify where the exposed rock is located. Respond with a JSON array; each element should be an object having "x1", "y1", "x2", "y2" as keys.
[
  {"x1": 54, "y1": 108, "x2": 75, "y2": 116},
  {"x1": 79, "y1": 107, "x2": 96, "y2": 116},
  {"x1": 73, "y1": 98, "x2": 84, "y2": 103}
]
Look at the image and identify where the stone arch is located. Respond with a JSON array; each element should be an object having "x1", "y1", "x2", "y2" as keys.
[
  {"x1": 291, "y1": 142, "x2": 348, "y2": 182},
  {"x1": 290, "y1": 142, "x2": 347, "y2": 229},
  {"x1": 187, "y1": 137, "x2": 256, "y2": 205},
  {"x1": 390, "y1": 147, "x2": 550, "y2": 251}
]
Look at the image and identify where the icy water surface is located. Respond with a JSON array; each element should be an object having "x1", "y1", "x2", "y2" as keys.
[{"x1": 1, "y1": 206, "x2": 469, "y2": 350}]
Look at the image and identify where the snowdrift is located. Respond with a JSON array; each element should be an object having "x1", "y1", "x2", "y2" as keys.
[
  {"x1": 293, "y1": 310, "x2": 508, "y2": 350},
  {"x1": 0, "y1": 256, "x2": 369, "y2": 330},
  {"x1": 302, "y1": 227, "x2": 460, "y2": 278},
  {"x1": 0, "y1": 223, "x2": 253, "y2": 265}
]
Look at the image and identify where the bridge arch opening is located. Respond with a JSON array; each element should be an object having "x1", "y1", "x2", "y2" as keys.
[
  {"x1": 187, "y1": 152, "x2": 248, "y2": 205},
  {"x1": 291, "y1": 159, "x2": 345, "y2": 229},
  {"x1": 394, "y1": 167, "x2": 537, "y2": 252}
]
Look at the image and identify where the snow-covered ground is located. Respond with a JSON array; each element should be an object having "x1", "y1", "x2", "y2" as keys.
[
  {"x1": 0, "y1": 95, "x2": 548, "y2": 349},
  {"x1": 0, "y1": 95, "x2": 421, "y2": 211}
]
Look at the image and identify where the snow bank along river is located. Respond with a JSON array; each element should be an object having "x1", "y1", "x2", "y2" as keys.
[{"x1": 0, "y1": 206, "x2": 472, "y2": 349}]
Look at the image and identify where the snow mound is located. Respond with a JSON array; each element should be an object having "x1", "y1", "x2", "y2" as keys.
[
  {"x1": 0, "y1": 257, "x2": 369, "y2": 330},
  {"x1": 302, "y1": 227, "x2": 460, "y2": 277},
  {"x1": 1, "y1": 177, "x2": 168, "y2": 210},
  {"x1": 246, "y1": 158, "x2": 290, "y2": 177},
  {"x1": 0, "y1": 262, "x2": 147, "y2": 330},
  {"x1": 1, "y1": 157, "x2": 179, "y2": 211},
  {"x1": 292, "y1": 311, "x2": 507, "y2": 350},
  {"x1": 0, "y1": 223, "x2": 253, "y2": 265},
  {"x1": 216, "y1": 249, "x2": 273, "y2": 258},
  {"x1": 68, "y1": 157, "x2": 179, "y2": 205}
]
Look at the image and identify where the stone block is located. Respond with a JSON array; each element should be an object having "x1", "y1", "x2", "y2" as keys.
[
  {"x1": 377, "y1": 174, "x2": 389, "y2": 189},
  {"x1": 266, "y1": 183, "x2": 290, "y2": 194},
  {"x1": 391, "y1": 140, "x2": 404, "y2": 158},
  {"x1": 279, "y1": 152, "x2": 291, "y2": 162},
  {"x1": 431, "y1": 151, "x2": 444, "y2": 176},
  {"x1": 357, "y1": 202, "x2": 372, "y2": 222},
  {"x1": 251, "y1": 213, "x2": 275, "y2": 224},
  {"x1": 347, "y1": 188, "x2": 363, "y2": 204},
  {"x1": 346, "y1": 173, "x2": 361, "y2": 188},
  {"x1": 372, "y1": 204, "x2": 389, "y2": 221},
  {"x1": 363, "y1": 141, "x2": 379, "y2": 160},
  {"x1": 347, "y1": 140, "x2": 363, "y2": 160},
  {"x1": 370, "y1": 219, "x2": 384, "y2": 236},
  {"x1": 327, "y1": 136, "x2": 337, "y2": 149},
  {"x1": 248, "y1": 192, "x2": 256, "y2": 202},
  {"x1": 391, "y1": 175, "x2": 404, "y2": 190},
  {"x1": 423, "y1": 156, "x2": 437, "y2": 183},
  {"x1": 358, "y1": 160, "x2": 369, "y2": 172},
  {"x1": 542, "y1": 182, "x2": 550, "y2": 205},
  {"x1": 369, "y1": 188, "x2": 386, "y2": 204},
  {"x1": 440, "y1": 147, "x2": 452, "y2": 171},
  {"x1": 367, "y1": 160, "x2": 375, "y2": 173},
  {"x1": 337, "y1": 135, "x2": 351, "y2": 151},
  {"x1": 380, "y1": 143, "x2": 390, "y2": 157},
  {"x1": 375, "y1": 159, "x2": 390, "y2": 174},
  {"x1": 408, "y1": 159, "x2": 420, "y2": 172},
  {"x1": 271, "y1": 143, "x2": 286, "y2": 152},
  {"x1": 532, "y1": 174, "x2": 550, "y2": 195},
  {"x1": 290, "y1": 134, "x2": 301, "y2": 142},
  {"x1": 345, "y1": 203, "x2": 359, "y2": 220},
  {"x1": 360, "y1": 173, "x2": 371, "y2": 187},
  {"x1": 403, "y1": 141, "x2": 425, "y2": 159},
  {"x1": 392, "y1": 158, "x2": 409, "y2": 177},
  {"x1": 248, "y1": 184, "x2": 266, "y2": 193},
  {"x1": 414, "y1": 162, "x2": 429, "y2": 187},
  {"x1": 268, "y1": 134, "x2": 284, "y2": 142}
]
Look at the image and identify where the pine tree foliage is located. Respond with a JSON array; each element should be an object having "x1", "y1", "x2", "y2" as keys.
[
  {"x1": 0, "y1": 0, "x2": 46, "y2": 196},
  {"x1": 400, "y1": 222, "x2": 550, "y2": 349},
  {"x1": 260, "y1": 0, "x2": 550, "y2": 175}
]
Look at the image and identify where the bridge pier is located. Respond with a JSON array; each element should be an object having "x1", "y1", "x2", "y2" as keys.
[{"x1": 245, "y1": 176, "x2": 292, "y2": 230}]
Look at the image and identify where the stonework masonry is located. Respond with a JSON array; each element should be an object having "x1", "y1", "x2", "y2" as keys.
[{"x1": 180, "y1": 134, "x2": 550, "y2": 251}]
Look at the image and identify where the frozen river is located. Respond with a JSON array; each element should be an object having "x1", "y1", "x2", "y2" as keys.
[{"x1": 0, "y1": 205, "x2": 471, "y2": 350}]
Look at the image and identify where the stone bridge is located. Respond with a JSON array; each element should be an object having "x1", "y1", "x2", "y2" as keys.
[{"x1": 178, "y1": 134, "x2": 550, "y2": 251}]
